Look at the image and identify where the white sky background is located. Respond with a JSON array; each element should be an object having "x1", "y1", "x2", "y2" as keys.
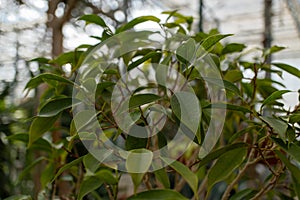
[{"x1": 1, "y1": 0, "x2": 300, "y2": 108}]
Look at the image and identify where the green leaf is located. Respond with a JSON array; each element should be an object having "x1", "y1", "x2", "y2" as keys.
[
  {"x1": 261, "y1": 90, "x2": 290, "y2": 108},
  {"x1": 4, "y1": 195, "x2": 32, "y2": 200},
  {"x1": 83, "y1": 153, "x2": 101, "y2": 173},
  {"x1": 201, "y1": 34, "x2": 232, "y2": 51},
  {"x1": 203, "y1": 103, "x2": 251, "y2": 113},
  {"x1": 154, "y1": 168, "x2": 170, "y2": 188},
  {"x1": 79, "y1": 14, "x2": 109, "y2": 29},
  {"x1": 289, "y1": 113, "x2": 300, "y2": 124},
  {"x1": 224, "y1": 70, "x2": 243, "y2": 83},
  {"x1": 38, "y1": 97, "x2": 80, "y2": 117},
  {"x1": 51, "y1": 156, "x2": 83, "y2": 182},
  {"x1": 261, "y1": 116, "x2": 288, "y2": 140},
  {"x1": 222, "y1": 43, "x2": 246, "y2": 54},
  {"x1": 275, "y1": 150, "x2": 300, "y2": 199},
  {"x1": 116, "y1": 16, "x2": 160, "y2": 33},
  {"x1": 176, "y1": 38, "x2": 196, "y2": 64},
  {"x1": 264, "y1": 45, "x2": 286, "y2": 56},
  {"x1": 207, "y1": 147, "x2": 247, "y2": 190},
  {"x1": 203, "y1": 77, "x2": 241, "y2": 96},
  {"x1": 127, "y1": 189, "x2": 188, "y2": 200},
  {"x1": 272, "y1": 137, "x2": 300, "y2": 163},
  {"x1": 25, "y1": 73, "x2": 74, "y2": 90},
  {"x1": 272, "y1": 63, "x2": 300, "y2": 78},
  {"x1": 161, "y1": 157, "x2": 198, "y2": 194},
  {"x1": 7, "y1": 133, "x2": 52, "y2": 152},
  {"x1": 41, "y1": 162, "x2": 55, "y2": 189},
  {"x1": 17, "y1": 157, "x2": 46, "y2": 184},
  {"x1": 198, "y1": 143, "x2": 248, "y2": 168},
  {"x1": 128, "y1": 51, "x2": 161, "y2": 71},
  {"x1": 229, "y1": 188, "x2": 256, "y2": 200},
  {"x1": 50, "y1": 51, "x2": 83, "y2": 66},
  {"x1": 125, "y1": 135, "x2": 148, "y2": 151},
  {"x1": 126, "y1": 149, "x2": 153, "y2": 173},
  {"x1": 129, "y1": 93, "x2": 161, "y2": 109},
  {"x1": 29, "y1": 115, "x2": 59, "y2": 147},
  {"x1": 78, "y1": 175, "x2": 103, "y2": 200}
]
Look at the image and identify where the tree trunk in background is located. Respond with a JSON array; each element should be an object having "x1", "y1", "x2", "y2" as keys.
[
  {"x1": 198, "y1": 0, "x2": 204, "y2": 32},
  {"x1": 263, "y1": 0, "x2": 272, "y2": 79}
]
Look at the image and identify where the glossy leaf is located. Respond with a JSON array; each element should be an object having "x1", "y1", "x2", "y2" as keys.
[
  {"x1": 116, "y1": 16, "x2": 160, "y2": 33},
  {"x1": 161, "y1": 157, "x2": 198, "y2": 194},
  {"x1": 222, "y1": 43, "x2": 246, "y2": 54},
  {"x1": 207, "y1": 147, "x2": 247, "y2": 190},
  {"x1": 25, "y1": 73, "x2": 74, "y2": 90},
  {"x1": 261, "y1": 90, "x2": 290, "y2": 108},
  {"x1": 28, "y1": 115, "x2": 59, "y2": 147},
  {"x1": 261, "y1": 116, "x2": 288, "y2": 140},
  {"x1": 201, "y1": 34, "x2": 232, "y2": 51},
  {"x1": 127, "y1": 189, "x2": 188, "y2": 200},
  {"x1": 79, "y1": 14, "x2": 110, "y2": 29},
  {"x1": 129, "y1": 93, "x2": 161, "y2": 109},
  {"x1": 38, "y1": 98, "x2": 81, "y2": 117},
  {"x1": 198, "y1": 143, "x2": 248, "y2": 168}
]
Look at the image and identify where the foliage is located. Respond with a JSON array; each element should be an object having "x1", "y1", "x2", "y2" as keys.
[{"x1": 5, "y1": 11, "x2": 300, "y2": 200}]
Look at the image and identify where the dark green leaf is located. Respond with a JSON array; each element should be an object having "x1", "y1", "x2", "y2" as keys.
[
  {"x1": 41, "y1": 162, "x2": 55, "y2": 189},
  {"x1": 78, "y1": 176, "x2": 103, "y2": 200},
  {"x1": 261, "y1": 90, "x2": 290, "y2": 108},
  {"x1": 203, "y1": 103, "x2": 251, "y2": 113},
  {"x1": 128, "y1": 52, "x2": 161, "y2": 71},
  {"x1": 198, "y1": 143, "x2": 248, "y2": 168},
  {"x1": 272, "y1": 137, "x2": 300, "y2": 163},
  {"x1": 127, "y1": 189, "x2": 188, "y2": 200},
  {"x1": 161, "y1": 157, "x2": 198, "y2": 194},
  {"x1": 289, "y1": 113, "x2": 300, "y2": 124},
  {"x1": 275, "y1": 150, "x2": 300, "y2": 199},
  {"x1": 17, "y1": 157, "x2": 45, "y2": 184},
  {"x1": 125, "y1": 135, "x2": 148, "y2": 151},
  {"x1": 272, "y1": 63, "x2": 300, "y2": 78},
  {"x1": 229, "y1": 188, "x2": 256, "y2": 200},
  {"x1": 222, "y1": 43, "x2": 246, "y2": 54},
  {"x1": 207, "y1": 147, "x2": 247, "y2": 190},
  {"x1": 29, "y1": 115, "x2": 59, "y2": 147},
  {"x1": 129, "y1": 93, "x2": 161, "y2": 109},
  {"x1": 79, "y1": 14, "x2": 109, "y2": 28},
  {"x1": 52, "y1": 156, "x2": 83, "y2": 182},
  {"x1": 201, "y1": 34, "x2": 232, "y2": 51},
  {"x1": 154, "y1": 168, "x2": 170, "y2": 189},
  {"x1": 25, "y1": 73, "x2": 74, "y2": 90},
  {"x1": 203, "y1": 77, "x2": 241, "y2": 96},
  {"x1": 261, "y1": 116, "x2": 288, "y2": 140},
  {"x1": 38, "y1": 98, "x2": 80, "y2": 117},
  {"x1": 116, "y1": 16, "x2": 160, "y2": 33}
]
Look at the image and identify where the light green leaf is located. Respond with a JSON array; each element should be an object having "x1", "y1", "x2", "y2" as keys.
[
  {"x1": 261, "y1": 116, "x2": 288, "y2": 140},
  {"x1": 116, "y1": 16, "x2": 160, "y2": 33},
  {"x1": 207, "y1": 147, "x2": 247, "y2": 190},
  {"x1": 25, "y1": 73, "x2": 74, "y2": 90},
  {"x1": 229, "y1": 188, "x2": 256, "y2": 200},
  {"x1": 161, "y1": 157, "x2": 198, "y2": 194},
  {"x1": 127, "y1": 189, "x2": 188, "y2": 200},
  {"x1": 83, "y1": 153, "x2": 101, "y2": 173},
  {"x1": 261, "y1": 90, "x2": 290, "y2": 108},
  {"x1": 272, "y1": 63, "x2": 300, "y2": 78},
  {"x1": 38, "y1": 98, "x2": 81, "y2": 117},
  {"x1": 126, "y1": 149, "x2": 153, "y2": 173},
  {"x1": 28, "y1": 115, "x2": 59, "y2": 147},
  {"x1": 224, "y1": 70, "x2": 243, "y2": 83},
  {"x1": 129, "y1": 93, "x2": 161, "y2": 109},
  {"x1": 41, "y1": 162, "x2": 55, "y2": 189}
]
